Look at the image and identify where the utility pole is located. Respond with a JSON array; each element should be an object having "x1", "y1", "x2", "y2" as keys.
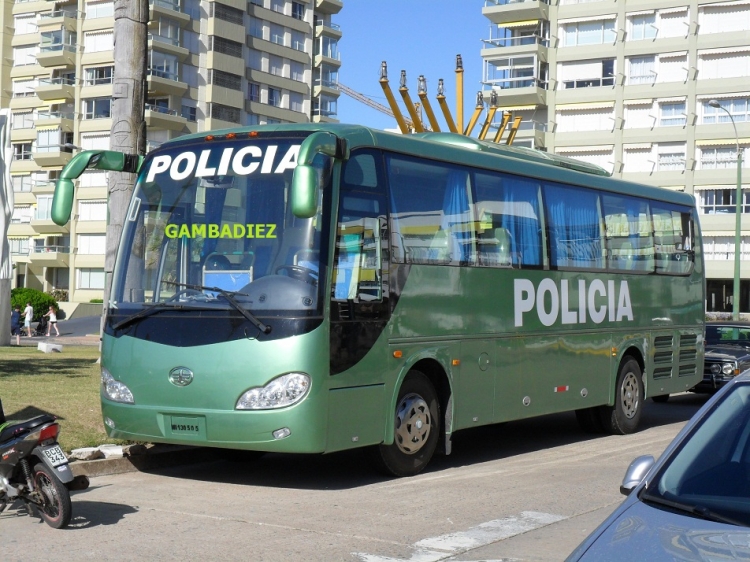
[{"x1": 105, "y1": 0, "x2": 148, "y2": 313}]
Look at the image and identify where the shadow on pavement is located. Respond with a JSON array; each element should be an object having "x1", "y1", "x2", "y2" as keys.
[{"x1": 144, "y1": 392, "x2": 710, "y2": 492}]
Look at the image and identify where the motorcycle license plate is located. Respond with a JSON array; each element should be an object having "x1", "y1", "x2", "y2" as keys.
[{"x1": 42, "y1": 444, "x2": 68, "y2": 467}]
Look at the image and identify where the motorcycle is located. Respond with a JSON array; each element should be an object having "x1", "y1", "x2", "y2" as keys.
[{"x1": 0, "y1": 399, "x2": 89, "y2": 528}]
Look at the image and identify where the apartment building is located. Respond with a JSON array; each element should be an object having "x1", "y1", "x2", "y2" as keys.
[
  {"x1": 481, "y1": 0, "x2": 749, "y2": 313},
  {"x1": 3, "y1": 0, "x2": 342, "y2": 303}
]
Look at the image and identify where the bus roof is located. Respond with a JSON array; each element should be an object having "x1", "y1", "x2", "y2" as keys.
[{"x1": 161, "y1": 123, "x2": 696, "y2": 209}]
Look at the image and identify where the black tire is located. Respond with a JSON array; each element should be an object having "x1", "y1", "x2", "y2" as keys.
[
  {"x1": 599, "y1": 357, "x2": 644, "y2": 435},
  {"x1": 575, "y1": 407, "x2": 605, "y2": 433},
  {"x1": 33, "y1": 463, "x2": 72, "y2": 529},
  {"x1": 652, "y1": 394, "x2": 670, "y2": 403},
  {"x1": 369, "y1": 370, "x2": 440, "y2": 477}
]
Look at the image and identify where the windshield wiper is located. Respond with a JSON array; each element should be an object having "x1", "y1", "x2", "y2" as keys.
[
  {"x1": 163, "y1": 281, "x2": 271, "y2": 334},
  {"x1": 112, "y1": 302, "x2": 187, "y2": 331},
  {"x1": 641, "y1": 490, "x2": 749, "y2": 527}
]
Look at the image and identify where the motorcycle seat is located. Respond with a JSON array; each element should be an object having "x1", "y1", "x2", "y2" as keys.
[{"x1": 0, "y1": 415, "x2": 56, "y2": 443}]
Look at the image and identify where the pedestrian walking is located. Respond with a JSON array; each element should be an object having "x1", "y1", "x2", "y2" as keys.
[
  {"x1": 44, "y1": 305, "x2": 60, "y2": 336},
  {"x1": 10, "y1": 305, "x2": 21, "y2": 345},
  {"x1": 23, "y1": 302, "x2": 33, "y2": 337}
]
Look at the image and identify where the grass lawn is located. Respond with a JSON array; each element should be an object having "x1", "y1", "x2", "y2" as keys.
[{"x1": 0, "y1": 346, "x2": 129, "y2": 453}]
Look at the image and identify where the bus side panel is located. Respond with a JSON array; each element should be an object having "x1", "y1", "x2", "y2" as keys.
[
  {"x1": 494, "y1": 332, "x2": 612, "y2": 422},
  {"x1": 326, "y1": 385, "x2": 385, "y2": 452}
]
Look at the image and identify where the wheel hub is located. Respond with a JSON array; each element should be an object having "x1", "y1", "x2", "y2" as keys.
[
  {"x1": 621, "y1": 372, "x2": 640, "y2": 419},
  {"x1": 394, "y1": 393, "x2": 431, "y2": 455}
]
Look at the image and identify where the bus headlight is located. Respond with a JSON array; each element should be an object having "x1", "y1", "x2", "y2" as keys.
[
  {"x1": 101, "y1": 369, "x2": 135, "y2": 404},
  {"x1": 236, "y1": 373, "x2": 311, "y2": 410}
]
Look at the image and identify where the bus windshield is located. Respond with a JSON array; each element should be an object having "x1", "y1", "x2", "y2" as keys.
[{"x1": 110, "y1": 135, "x2": 331, "y2": 339}]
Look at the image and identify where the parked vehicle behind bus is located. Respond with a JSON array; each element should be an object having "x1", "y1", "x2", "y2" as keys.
[{"x1": 52, "y1": 124, "x2": 705, "y2": 476}]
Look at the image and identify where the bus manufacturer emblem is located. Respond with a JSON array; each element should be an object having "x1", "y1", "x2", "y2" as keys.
[{"x1": 169, "y1": 367, "x2": 194, "y2": 387}]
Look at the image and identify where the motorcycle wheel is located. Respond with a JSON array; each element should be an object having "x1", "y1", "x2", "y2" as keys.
[{"x1": 33, "y1": 463, "x2": 72, "y2": 529}]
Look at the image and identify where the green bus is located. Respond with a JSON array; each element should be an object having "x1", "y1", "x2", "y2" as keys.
[{"x1": 53, "y1": 124, "x2": 704, "y2": 476}]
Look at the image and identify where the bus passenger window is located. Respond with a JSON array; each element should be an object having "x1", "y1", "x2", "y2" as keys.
[
  {"x1": 544, "y1": 184, "x2": 604, "y2": 270},
  {"x1": 653, "y1": 205, "x2": 694, "y2": 275},
  {"x1": 474, "y1": 172, "x2": 542, "y2": 268},
  {"x1": 602, "y1": 194, "x2": 654, "y2": 273}
]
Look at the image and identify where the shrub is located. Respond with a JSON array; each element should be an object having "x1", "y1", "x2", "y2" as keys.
[
  {"x1": 10, "y1": 288, "x2": 58, "y2": 322},
  {"x1": 89, "y1": 299, "x2": 103, "y2": 303},
  {"x1": 49, "y1": 288, "x2": 69, "y2": 302}
]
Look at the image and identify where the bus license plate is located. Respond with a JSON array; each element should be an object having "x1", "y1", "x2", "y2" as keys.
[
  {"x1": 42, "y1": 445, "x2": 68, "y2": 467},
  {"x1": 169, "y1": 416, "x2": 206, "y2": 438}
]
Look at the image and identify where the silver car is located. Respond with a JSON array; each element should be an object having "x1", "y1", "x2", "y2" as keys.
[{"x1": 568, "y1": 372, "x2": 750, "y2": 561}]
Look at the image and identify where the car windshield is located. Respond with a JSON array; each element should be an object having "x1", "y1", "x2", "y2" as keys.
[
  {"x1": 110, "y1": 135, "x2": 332, "y2": 330},
  {"x1": 644, "y1": 382, "x2": 750, "y2": 526},
  {"x1": 706, "y1": 325, "x2": 750, "y2": 346}
]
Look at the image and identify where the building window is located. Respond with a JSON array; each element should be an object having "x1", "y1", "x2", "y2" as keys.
[
  {"x1": 209, "y1": 103, "x2": 241, "y2": 123},
  {"x1": 249, "y1": 17, "x2": 264, "y2": 40},
  {"x1": 628, "y1": 13, "x2": 657, "y2": 41},
  {"x1": 13, "y1": 143, "x2": 33, "y2": 161},
  {"x1": 700, "y1": 147, "x2": 746, "y2": 170},
  {"x1": 269, "y1": 55, "x2": 285, "y2": 77},
  {"x1": 10, "y1": 238, "x2": 30, "y2": 256},
  {"x1": 268, "y1": 88, "x2": 282, "y2": 108},
  {"x1": 659, "y1": 102, "x2": 686, "y2": 127},
  {"x1": 210, "y1": 36, "x2": 243, "y2": 58},
  {"x1": 271, "y1": 0, "x2": 285, "y2": 15},
  {"x1": 78, "y1": 268, "x2": 105, "y2": 290},
  {"x1": 12, "y1": 175, "x2": 32, "y2": 193},
  {"x1": 13, "y1": 46, "x2": 36, "y2": 66},
  {"x1": 248, "y1": 82, "x2": 260, "y2": 103},
  {"x1": 212, "y1": 2, "x2": 244, "y2": 25},
  {"x1": 270, "y1": 23, "x2": 285, "y2": 46},
  {"x1": 560, "y1": 59, "x2": 615, "y2": 89},
  {"x1": 292, "y1": 2, "x2": 304, "y2": 20},
  {"x1": 85, "y1": 1, "x2": 114, "y2": 19},
  {"x1": 699, "y1": 191, "x2": 750, "y2": 215},
  {"x1": 702, "y1": 98, "x2": 750, "y2": 124},
  {"x1": 210, "y1": 69, "x2": 242, "y2": 91},
  {"x1": 657, "y1": 144, "x2": 686, "y2": 171},
  {"x1": 181, "y1": 105, "x2": 197, "y2": 121},
  {"x1": 12, "y1": 111, "x2": 35, "y2": 129},
  {"x1": 151, "y1": 17, "x2": 180, "y2": 46},
  {"x1": 84, "y1": 30, "x2": 114, "y2": 53},
  {"x1": 317, "y1": 36, "x2": 339, "y2": 60},
  {"x1": 561, "y1": 18, "x2": 616, "y2": 47},
  {"x1": 78, "y1": 234, "x2": 106, "y2": 255},
  {"x1": 85, "y1": 66, "x2": 114, "y2": 85},
  {"x1": 555, "y1": 107, "x2": 615, "y2": 132},
  {"x1": 291, "y1": 61, "x2": 305, "y2": 82},
  {"x1": 291, "y1": 30, "x2": 305, "y2": 52},
  {"x1": 290, "y1": 92, "x2": 303, "y2": 113},
  {"x1": 699, "y1": 3, "x2": 750, "y2": 35},
  {"x1": 83, "y1": 98, "x2": 112, "y2": 119},
  {"x1": 14, "y1": 13, "x2": 37, "y2": 35},
  {"x1": 699, "y1": 50, "x2": 750, "y2": 81},
  {"x1": 36, "y1": 196, "x2": 53, "y2": 220},
  {"x1": 313, "y1": 95, "x2": 337, "y2": 117},
  {"x1": 149, "y1": 51, "x2": 178, "y2": 81}
]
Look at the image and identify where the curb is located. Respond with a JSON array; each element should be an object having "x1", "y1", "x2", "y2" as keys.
[{"x1": 69, "y1": 445, "x2": 216, "y2": 478}]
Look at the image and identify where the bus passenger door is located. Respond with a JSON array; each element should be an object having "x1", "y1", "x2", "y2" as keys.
[{"x1": 455, "y1": 340, "x2": 495, "y2": 428}]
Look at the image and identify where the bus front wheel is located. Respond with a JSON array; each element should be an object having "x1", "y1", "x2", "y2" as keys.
[
  {"x1": 369, "y1": 370, "x2": 440, "y2": 477},
  {"x1": 600, "y1": 357, "x2": 643, "y2": 435}
]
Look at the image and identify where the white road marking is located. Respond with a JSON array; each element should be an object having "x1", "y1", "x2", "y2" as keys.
[{"x1": 353, "y1": 511, "x2": 567, "y2": 562}]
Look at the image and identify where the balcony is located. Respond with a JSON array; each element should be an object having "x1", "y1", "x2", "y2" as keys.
[
  {"x1": 36, "y1": 77, "x2": 76, "y2": 101},
  {"x1": 315, "y1": 20, "x2": 343, "y2": 39},
  {"x1": 147, "y1": 34, "x2": 189, "y2": 60},
  {"x1": 313, "y1": 79, "x2": 340, "y2": 99},
  {"x1": 32, "y1": 144, "x2": 75, "y2": 167},
  {"x1": 29, "y1": 245, "x2": 70, "y2": 267},
  {"x1": 482, "y1": 0, "x2": 549, "y2": 26},
  {"x1": 483, "y1": 78, "x2": 548, "y2": 107},
  {"x1": 315, "y1": 0, "x2": 343, "y2": 15},
  {"x1": 30, "y1": 214, "x2": 70, "y2": 235},
  {"x1": 147, "y1": 68, "x2": 188, "y2": 96},
  {"x1": 149, "y1": 0, "x2": 191, "y2": 24},
  {"x1": 36, "y1": 44, "x2": 76, "y2": 68},
  {"x1": 37, "y1": 9, "x2": 79, "y2": 33},
  {"x1": 144, "y1": 104, "x2": 187, "y2": 131},
  {"x1": 35, "y1": 110, "x2": 76, "y2": 133}
]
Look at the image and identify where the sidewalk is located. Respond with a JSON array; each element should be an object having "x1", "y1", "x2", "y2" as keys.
[{"x1": 14, "y1": 333, "x2": 100, "y2": 347}]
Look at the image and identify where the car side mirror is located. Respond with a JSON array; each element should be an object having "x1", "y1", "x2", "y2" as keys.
[{"x1": 620, "y1": 455, "x2": 654, "y2": 495}]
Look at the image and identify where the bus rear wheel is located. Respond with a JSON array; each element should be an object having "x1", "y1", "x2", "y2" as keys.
[
  {"x1": 600, "y1": 357, "x2": 643, "y2": 435},
  {"x1": 369, "y1": 370, "x2": 440, "y2": 477}
]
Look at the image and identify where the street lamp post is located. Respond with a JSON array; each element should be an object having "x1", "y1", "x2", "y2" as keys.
[{"x1": 709, "y1": 99, "x2": 744, "y2": 320}]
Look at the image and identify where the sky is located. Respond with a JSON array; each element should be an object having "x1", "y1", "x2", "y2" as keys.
[{"x1": 335, "y1": 2, "x2": 489, "y2": 132}]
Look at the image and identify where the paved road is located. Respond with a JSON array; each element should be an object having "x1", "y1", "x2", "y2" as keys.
[
  {"x1": 1, "y1": 393, "x2": 708, "y2": 561},
  {"x1": 14, "y1": 315, "x2": 100, "y2": 347}
]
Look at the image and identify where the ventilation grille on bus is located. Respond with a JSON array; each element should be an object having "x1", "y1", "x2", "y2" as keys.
[
  {"x1": 678, "y1": 334, "x2": 698, "y2": 378},
  {"x1": 652, "y1": 335, "x2": 674, "y2": 379}
]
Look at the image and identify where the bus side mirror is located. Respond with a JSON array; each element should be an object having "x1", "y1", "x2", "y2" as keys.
[
  {"x1": 291, "y1": 131, "x2": 348, "y2": 219},
  {"x1": 52, "y1": 150, "x2": 143, "y2": 226}
]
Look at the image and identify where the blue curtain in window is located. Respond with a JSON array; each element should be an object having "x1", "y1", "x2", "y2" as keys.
[
  {"x1": 442, "y1": 169, "x2": 472, "y2": 263},
  {"x1": 546, "y1": 185, "x2": 602, "y2": 269},
  {"x1": 500, "y1": 179, "x2": 542, "y2": 266}
]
